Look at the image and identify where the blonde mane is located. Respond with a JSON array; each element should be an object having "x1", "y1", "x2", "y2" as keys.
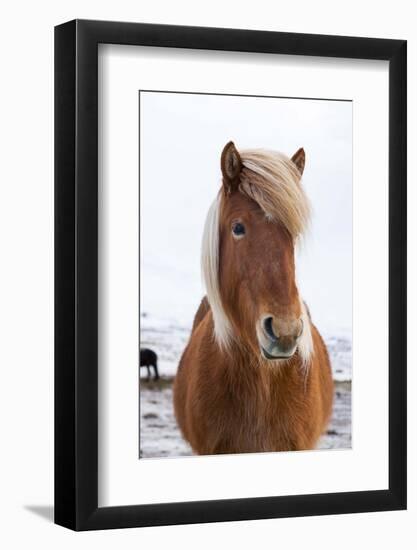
[{"x1": 201, "y1": 148, "x2": 313, "y2": 363}]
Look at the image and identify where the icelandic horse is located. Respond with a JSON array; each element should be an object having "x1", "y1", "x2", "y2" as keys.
[{"x1": 173, "y1": 142, "x2": 333, "y2": 454}]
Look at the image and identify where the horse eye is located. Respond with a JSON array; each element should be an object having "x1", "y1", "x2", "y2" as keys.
[{"x1": 232, "y1": 222, "x2": 245, "y2": 237}]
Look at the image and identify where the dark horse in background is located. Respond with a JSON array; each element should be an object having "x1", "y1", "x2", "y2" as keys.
[{"x1": 140, "y1": 348, "x2": 159, "y2": 380}]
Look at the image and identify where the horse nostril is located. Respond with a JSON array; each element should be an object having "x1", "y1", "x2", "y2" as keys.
[{"x1": 263, "y1": 316, "x2": 278, "y2": 341}]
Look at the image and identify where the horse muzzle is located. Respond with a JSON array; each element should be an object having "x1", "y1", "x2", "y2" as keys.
[{"x1": 257, "y1": 315, "x2": 303, "y2": 360}]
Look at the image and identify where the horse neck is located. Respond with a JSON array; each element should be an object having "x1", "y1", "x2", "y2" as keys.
[{"x1": 215, "y1": 331, "x2": 309, "y2": 395}]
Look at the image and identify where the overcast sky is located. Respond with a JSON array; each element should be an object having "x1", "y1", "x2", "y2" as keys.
[{"x1": 140, "y1": 91, "x2": 352, "y2": 337}]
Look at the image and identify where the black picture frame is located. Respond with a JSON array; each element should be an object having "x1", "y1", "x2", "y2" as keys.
[{"x1": 55, "y1": 19, "x2": 407, "y2": 531}]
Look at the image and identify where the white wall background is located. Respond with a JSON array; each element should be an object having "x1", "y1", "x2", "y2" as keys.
[
  {"x1": 141, "y1": 92, "x2": 352, "y2": 335},
  {"x1": 0, "y1": 1, "x2": 415, "y2": 549}
]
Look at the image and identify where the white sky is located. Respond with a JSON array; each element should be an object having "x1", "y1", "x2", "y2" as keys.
[{"x1": 140, "y1": 91, "x2": 352, "y2": 337}]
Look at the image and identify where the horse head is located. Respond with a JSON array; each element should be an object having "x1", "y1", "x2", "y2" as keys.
[{"x1": 202, "y1": 141, "x2": 313, "y2": 364}]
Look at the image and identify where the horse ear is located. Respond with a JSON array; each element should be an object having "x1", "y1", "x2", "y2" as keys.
[
  {"x1": 291, "y1": 147, "x2": 305, "y2": 176},
  {"x1": 221, "y1": 141, "x2": 242, "y2": 193}
]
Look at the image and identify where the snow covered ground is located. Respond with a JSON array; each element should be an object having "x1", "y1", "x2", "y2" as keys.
[{"x1": 139, "y1": 314, "x2": 352, "y2": 458}]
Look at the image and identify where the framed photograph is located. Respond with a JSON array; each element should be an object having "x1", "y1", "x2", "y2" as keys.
[{"x1": 55, "y1": 20, "x2": 406, "y2": 530}]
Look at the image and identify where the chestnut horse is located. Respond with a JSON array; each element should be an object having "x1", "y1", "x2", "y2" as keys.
[{"x1": 173, "y1": 142, "x2": 333, "y2": 455}]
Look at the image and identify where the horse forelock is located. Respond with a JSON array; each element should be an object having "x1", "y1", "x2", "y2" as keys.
[
  {"x1": 239, "y1": 148, "x2": 311, "y2": 239},
  {"x1": 201, "y1": 148, "x2": 313, "y2": 363}
]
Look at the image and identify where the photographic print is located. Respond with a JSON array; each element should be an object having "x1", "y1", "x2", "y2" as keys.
[
  {"x1": 55, "y1": 21, "x2": 406, "y2": 529},
  {"x1": 139, "y1": 91, "x2": 352, "y2": 459}
]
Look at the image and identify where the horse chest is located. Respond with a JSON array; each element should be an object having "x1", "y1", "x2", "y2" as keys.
[{"x1": 207, "y1": 380, "x2": 297, "y2": 453}]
